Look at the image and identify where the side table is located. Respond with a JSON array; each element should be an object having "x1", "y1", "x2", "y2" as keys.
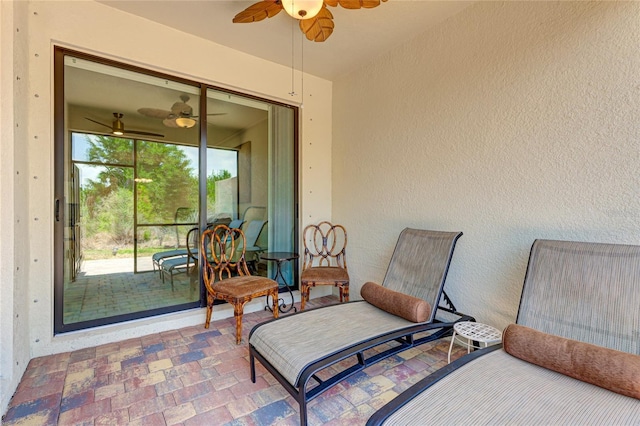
[
  {"x1": 447, "y1": 321, "x2": 502, "y2": 363},
  {"x1": 261, "y1": 252, "x2": 299, "y2": 313}
]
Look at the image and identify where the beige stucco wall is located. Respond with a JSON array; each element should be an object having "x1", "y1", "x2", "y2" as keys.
[
  {"x1": 333, "y1": 2, "x2": 640, "y2": 330},
  {"x1": 1, "y1": 0, "x2": 332, "y2": 413},
  {"x1": 1, "y1": 0, "x2": 32, "y2": 415}
]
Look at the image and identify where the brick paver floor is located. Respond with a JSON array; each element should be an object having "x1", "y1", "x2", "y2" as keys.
[{"x1": 3, "y1": 296, "x2": 468, "y2": 425}]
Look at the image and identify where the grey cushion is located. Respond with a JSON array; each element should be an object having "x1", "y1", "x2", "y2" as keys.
[{"x1": 382, "y1": 349, "x2": 640, "y2": 426}]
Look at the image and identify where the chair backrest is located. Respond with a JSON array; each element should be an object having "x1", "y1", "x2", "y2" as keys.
[
  {"x1": 517, "y1": 239, "x2": 640, "y2": 354},
  {"x1": 302, "y1": 221, "x2": 348, "y2": 270},
  {"x1": 186, "y1": 227, "x2": 200, "y2": 260},
  {"x1": 242, "y1": 206, "x2": 267, "y2": 223},
  {"x1": 382, "y1": 228, "x2": 463, "y2": 323},
  {"x1": 200, "y1": 225, "x2": 251, "y2": 286},
  {"x1": 228, "y1": 219, "x2": 245, "y2": 230},
  {"x1": 244, "y1": 220, "x2": 267, "y2": 248}
]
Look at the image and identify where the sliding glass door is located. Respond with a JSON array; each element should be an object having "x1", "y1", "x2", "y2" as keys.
[{"x1": 55, "y1": 48, "x2": 298, "y2": 333}]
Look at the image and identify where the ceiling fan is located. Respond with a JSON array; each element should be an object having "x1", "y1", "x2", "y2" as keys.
[
  {"x1": 137, "y1": 95, "x2": 225, "y2": 129},
  {"x1": 84, "y1": 113, "x2": 164, "y2": 138},
  {"x1": 233, "y1": 0, "x2": 388, "y2": 42}
]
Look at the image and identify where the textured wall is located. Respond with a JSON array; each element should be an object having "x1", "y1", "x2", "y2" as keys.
[
  {"x1": 5, "y1": 0, "x2": 332, "y2": 364},
  {"x1": 332, "y1": 2, "x2": 640, "y2": 329},
  {"x1": 0, "y1": 0, "x2": 32, "y2": 414}
]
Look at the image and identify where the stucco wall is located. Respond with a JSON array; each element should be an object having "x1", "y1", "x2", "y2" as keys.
[
  {"x1": 1, "y1": 0, "x2": 332, "y2": 413},
  {"x1": 1, "y1": 0, "x2": 33, "y2": 414},
  {"x1": 332, "y1": 2, "x2": 640, "y2": 329}
]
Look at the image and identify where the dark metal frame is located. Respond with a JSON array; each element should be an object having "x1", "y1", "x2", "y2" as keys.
[
  {"x1": 366, "y1": 238, "x2": 640, "y2": 426},
  {"x1": 53, "y1": 46, "x2": 300, "y2": 333},
  {"x1": 249, "y1": 299, "x2": 474, "y2": 426}
]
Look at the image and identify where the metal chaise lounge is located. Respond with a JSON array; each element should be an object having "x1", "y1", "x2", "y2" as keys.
[
  {"x1": 249, "y1": 228, "x2": 475, "y2": 425},
  {"x1": 367, "y1": 239, "x2": 640, "y2": 426}
]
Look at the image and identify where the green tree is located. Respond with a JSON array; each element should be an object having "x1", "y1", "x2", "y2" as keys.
[
  {"x1": 81, "y1": 135, "x2": 197, "y2": 225},
  {"x1": 136, "y1": 141, "x2": 198, "y2": 224}
]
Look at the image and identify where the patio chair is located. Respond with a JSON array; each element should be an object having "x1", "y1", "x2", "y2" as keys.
[
  {"x1": 249, "y1": 228, "x2": 474, "y2": 425},
  {"x1": 158, "y1": 219, "x2": 245, "y2": 290},
  {"x1": 202, "y1": 224, "x2": 279, "y2": 344},
  {"x1": 159, "y1": 226, "x2": 199, "y2": 291},
  {"x1": 367, "y1": 239, "x2": 640, "y2": 426},
  {"x1": 300, "y1": 221, "x2": 349, "y2": 310},
  {"x1": 152, "y1": 218, "x2": 241, "y2": 275},
  {"x1": 241, "y1": 219, "x2": 268, "y2": 273}
]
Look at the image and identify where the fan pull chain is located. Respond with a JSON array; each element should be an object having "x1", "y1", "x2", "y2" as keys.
[
  {"x1": 301, "y1": 30, "x2": 304, "y2": 107},
  {"x1": 289, "y1": 15, "x2": 296, "y2": 97}
]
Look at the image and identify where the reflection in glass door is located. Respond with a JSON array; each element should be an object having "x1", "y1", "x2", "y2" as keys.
[
  {"x1": 55, "y1": 48, "x2": 297, "y2": 333},
  {"x1": 57, "y1": 52, "x2": 204, "y2": 332},
  {"x1": 206, "y1": 89, "x2": 297, "y2": 283}
]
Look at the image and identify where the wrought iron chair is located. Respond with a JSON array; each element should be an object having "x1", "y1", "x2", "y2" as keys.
[
  {"x1": 300, "y1": 221, "x2": 349, "y2": 310},
  {"x1": 201, "y1": 224, "x2": 279, "y2": 344}
]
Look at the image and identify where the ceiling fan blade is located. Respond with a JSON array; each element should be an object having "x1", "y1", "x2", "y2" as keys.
[
  {"x1": 84, "y1": 117, "x2": 112, "y2": 129},
  {"x1": 125, "y1": 129, "x2": 165, "y2": 138},
  {"x1": 163, "y1": 118, "x2": 181, "y2": 128},
  {"x1": 137, "y1": 108, "x2": 173, "y2": 119},
  {"x1": 233, "y1": 0, "x2": 282, "y2": 23},
  {"x1": 299, "y1": 6, "x2": 334, "y2": 42},
  {"x1": 336, "y1": 0, "x2": 386, "y2": 9}
]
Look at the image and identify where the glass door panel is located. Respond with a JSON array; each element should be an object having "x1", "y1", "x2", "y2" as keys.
[
  {"x1": 55, "y1": 48, "x2": 298, "y2": 333},
  {"x1": 205, "y1": 89, "x2": 297, "y2": 283},
  {"x1": 58, "y1": 51, "x2": 202, "y2": 332}
]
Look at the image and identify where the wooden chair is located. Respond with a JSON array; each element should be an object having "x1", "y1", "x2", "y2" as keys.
[
  {"x1": 201, "y1": 224, "x2": 279, "y2": 344},
  {"x1": 300, "y1": 221, "x2": 349, "y2": 310}
]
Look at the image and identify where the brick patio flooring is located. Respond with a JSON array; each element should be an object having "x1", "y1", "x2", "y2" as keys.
[{"x1": 3, "y1": 296, "x2": 467, "y2": 425}]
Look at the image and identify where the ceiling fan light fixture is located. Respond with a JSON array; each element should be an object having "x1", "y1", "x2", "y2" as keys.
[
  {"x1": 282, "y1": 0, "x2": 323, "y2": 20},
  {"x1": 175, "y1": 117, "x2": 197, "y2": 128},
  {"x1": 112, "y1": 114, "x2": 125, "y2": 135}
]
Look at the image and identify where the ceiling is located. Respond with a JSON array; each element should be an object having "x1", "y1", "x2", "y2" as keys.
[{"x1": 98, "y1": 0, "x2": 474, "y2": 81}]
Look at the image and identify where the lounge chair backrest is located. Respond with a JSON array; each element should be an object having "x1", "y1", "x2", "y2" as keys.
[
  {"x1": 244, "y1": 220, "x2": 267, "y2": 248},
  {"x1": 382, "y1": 228, "x2": 463, "y2": 322},
  {"x1": 228, "y1": 219, "x2": 245, "y2": 229},
  {"x1": 517, "y1": 239, "x2": 640, "y2": 354}
]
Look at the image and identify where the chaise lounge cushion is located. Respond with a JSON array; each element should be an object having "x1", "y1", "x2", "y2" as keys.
[
  {"x1": 503, "y1": 323, "x2": 640, "y2": 400},
  {"x1": 361, "y1": 282, "x2": 431, "y2": 323}
]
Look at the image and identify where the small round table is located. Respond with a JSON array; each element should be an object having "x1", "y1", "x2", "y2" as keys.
[
  {"x1": 447, "y1": 322, "x2": 502, "y2": 364},
  {"x1": 261, "y1": 252, "x2": 299, "y2": 313}
]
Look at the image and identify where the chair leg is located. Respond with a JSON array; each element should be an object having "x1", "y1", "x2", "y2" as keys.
[
  {"x1": 300, "y1": 283, "x2": 308, "y2": 310},
  {"x1": 271, "y1": 289, "x2": 279, "y2": 319},
  {"x1": 204, "y1": 295, "x2": 214, "y2": 329},
  {"x1": 233, "y1": 301, "x2": 248, "y2": 345},
  {"x1": 341, "y1": 284, "x2": 350, "y2": 302}
]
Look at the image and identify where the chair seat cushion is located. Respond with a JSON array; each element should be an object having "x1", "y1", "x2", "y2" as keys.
[
  {"x1": 213, "y1": 276, "x2": 277, "y2": 299},
  {"x1": 360, "y1": 281, "x2": 431, "y2": 323},
  {"x1": 301, "y1": 266, "x2": 349, "y2": 284},
  {"x1": 250, "y1": 301, "x2": 415, "y2": 386},
  {"x1": 503, "y1": 324, "x2": 640, "y2": 400}
]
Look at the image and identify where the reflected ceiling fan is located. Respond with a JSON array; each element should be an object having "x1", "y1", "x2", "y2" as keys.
[
  {"x1": 84, "y1": 113, "x2": 164, "y2": 138},
  {"x1": 137, "y1": 95, "x2": 226, "y2": 129},
  {"x1": 233, "y1": 0, "x2": 388, "y2": 42}
]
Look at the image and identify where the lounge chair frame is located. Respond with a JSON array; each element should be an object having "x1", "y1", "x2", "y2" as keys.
[
  {"x1": 249, "y1": 229, "x2": 474, "y2": 425},
  {"x1": 367, "y1": 238, "x2": 640, "y2": 426}
]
